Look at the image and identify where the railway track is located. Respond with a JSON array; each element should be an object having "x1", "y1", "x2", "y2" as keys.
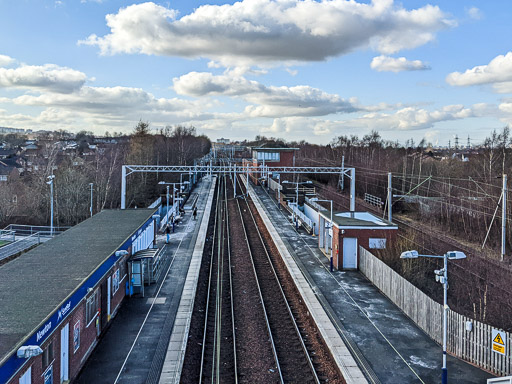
[
  {"x1": 234, "y1": 176, "x2": 320, "y2": 383},
  {"x1": 183, "y1": 175, "x2": 344, "y2": 383},
  {"x1": 199, "y1": 175, "x2": 237, "y2": 383}
]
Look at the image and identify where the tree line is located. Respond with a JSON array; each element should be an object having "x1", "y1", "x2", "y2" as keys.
[{"x1": 0, "y1": 122, "x2": 211, "y2": 228}]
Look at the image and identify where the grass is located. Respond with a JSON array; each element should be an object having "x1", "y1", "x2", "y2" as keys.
[{"x1": 0, "y1": 240, "x2": 9, "y2": 248}]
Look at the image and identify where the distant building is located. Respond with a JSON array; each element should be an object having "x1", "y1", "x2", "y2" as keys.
[
  {"x1": 243, "y1": 145, "x2": 298, "y2": 185},
  {"x1": 0, "y1": 127, "x2": 32, "y2": 134},
  {"x1": 0, "y1": 158, "x2": 23, "y2": 182}
]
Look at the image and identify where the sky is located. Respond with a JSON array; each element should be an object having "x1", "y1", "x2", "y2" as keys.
[{"x1": 0, "y1": 0, "x2": 511, "y2": 146}]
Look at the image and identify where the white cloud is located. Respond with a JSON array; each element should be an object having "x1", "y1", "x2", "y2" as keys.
[
  {"x1": 0, "y1": 55, "x2": 14, "y2": 67},
  {"x1": 337, "y1": 104, "x2": 493, "y2": 131},
  {"x1": 499, "y1": 102, "x2": 512, "y2": 114},
  {"x1": 80, "y1": 0, "x2": 454, "y2": 66},
  {"x1": 173, "y1": 71, "x2": 360, "y2": 117},
  {"x1": 286, "y1": 68, "x2": 298, "y2": 76},
  {"x1": 446, "y1": 52, "x2": 512, "y2": 93},
  {"x1": 466, "y1": 6, "x2": 482, "y2": 20},
  {"x1": 10, "y1": 85, "x2": 209, "y2": 119},
  {"x1": 370, "y1": 55, "x2": 430, "y2": 72},
  {"x1": 0, "y1": 64, "x2": 87, "y2": 93},
  {"x1": 264, "y1": 116, "x2": 348, "y2": 136},
  {"x1": 173, "y1": 72, "x2": 264, "y2": 97}
]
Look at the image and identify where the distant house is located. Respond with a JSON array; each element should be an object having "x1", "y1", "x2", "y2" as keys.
[
  {"x1": 0, "y1": 158, "x2": 23, "y2": 182},
  {"x1": 21, "y1": 143, "x2": 38, "y2": 151},
  {"x1": 0, "y1": 149, "x2": 17, "y2": 160}
]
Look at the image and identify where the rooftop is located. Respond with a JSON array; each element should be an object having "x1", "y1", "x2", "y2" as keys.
[
  {"x1": 252, "y1": 146, "x2": 299, "y2": 152},
  {"x1": 0, "y1": 208, "x2": 157, "y2": 363},
  {"x1": 319, "y1": 211, "x2": 397, "y2": 228}
]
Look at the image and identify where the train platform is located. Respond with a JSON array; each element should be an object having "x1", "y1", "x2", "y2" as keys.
[
  {"x1": 249, "y1": 184, "x2": 494, "y2": 384},
  {"x1": 74, "y1": 176, "x2": 216, "y2": 384}
]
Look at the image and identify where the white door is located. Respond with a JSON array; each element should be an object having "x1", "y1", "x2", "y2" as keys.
[
  {"x1": 343, "y1": 238, "x2": 358, "y2": 269},
  {"x1": 19, "y1": 367, "x2": 31, "y2": 384},
  {"x1": 107, "y1": 276, "x2": 111, "y2": 320},
  {"x1": 60, "y1": 323, "x2": 69, "y2": 383}
]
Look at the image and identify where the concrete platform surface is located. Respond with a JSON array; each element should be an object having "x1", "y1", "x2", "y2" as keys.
[
  {"x1": 251, "y1": 184, "x2": 495, "y2": 384},
  {"x1": 74, "y1": 177, "x2": 215, "y2": 384}
]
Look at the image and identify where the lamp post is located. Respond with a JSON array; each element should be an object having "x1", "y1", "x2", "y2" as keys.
[
  {"x1": 400, "y1": 249, "x2": 467, "y2": 384},
  {"x1": 282, "y1": 180, "x2": 312, "y2": 229},
  {"x1": 159, "y1": 181, "x2": 181, "y2": 222},
  {"x1": 276, "y1": 174, "x2": 281, "y2": 210},
  {"x1": 46, "y1": 175, "x2": 55, "y2": 236},
  {"x1": 310, "y1": 198, "x2": 334, "y2": 271},
  {"x1": 89, "y1": 183, "x2": 94, "y2": 217},
  {"x1": 159, "y1": 181, "x2": 171, "y2": 224}
]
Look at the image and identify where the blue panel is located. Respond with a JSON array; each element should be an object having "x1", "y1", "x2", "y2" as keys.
[{"x1": 0, "y1": 216, "x2": 155, "y2": 383}]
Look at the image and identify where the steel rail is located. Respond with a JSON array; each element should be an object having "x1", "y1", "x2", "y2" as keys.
[
  {"x1": 212, "y1": 179, "x2": 223, "y2": 383},
  {"x1": 199, "y1": 176, "x2": 220, "y2": 384},
  {"x1": 233, "y1": 178, "x2": 285, "y2": 384},
  {"x1": 225, "y1": 176, "x2": 238, "y2": 384},
  {"x1": 238, "y1": 176, "x2": 320, "y2": 384}
]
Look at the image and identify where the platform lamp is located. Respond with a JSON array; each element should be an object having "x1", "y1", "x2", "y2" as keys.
[
  {"x1": 46, "y1": 175, "x2": 55, "y2": 236},
  {"x1": 158, "y1": 181, "x2": 172, "y2": 225},
  {"x1": 17, "y1": 346, "x2": 43, "y2": 359},
  {"x1": 400, "y1": 250, "x2": 467, "y2": 384},
  {"x1": 89, "y1": 183, "x2": 94, "y2": 217}
]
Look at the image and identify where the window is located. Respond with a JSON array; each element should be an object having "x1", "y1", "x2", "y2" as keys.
[
  {"x1": 86, "y1": 289, "x2": 99, "y2": 325},
  {"x1": 369, "y1": 238, "x2": 386, "y2": 249},
  {"x1": 19, "y1": 367, "x2": 31, "y2": 384},
  {"x1": 112, "y1": 269, "x2": 120, "y2": 294},
  {"x1": 256, "y1": 151, "x2": 280, "y2": 161},
  {"x1": 73, "y1": 321, "x2": 80, "y2": 353},
  {"x1": 41, "y1": 341, "x2": 54, "y2": 370}
]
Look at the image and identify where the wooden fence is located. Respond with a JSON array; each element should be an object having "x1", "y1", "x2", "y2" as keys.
[{"x1": 359, "y1": 247, "x2": 511, "y2": 376}]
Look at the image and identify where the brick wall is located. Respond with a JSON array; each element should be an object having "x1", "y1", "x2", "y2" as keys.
[
  {"x1": 335, "y1": 228, "x2": 397, "y2": 269},
  {"x1": 5, "y1": 257, "x2": 131, "y2": 384}
]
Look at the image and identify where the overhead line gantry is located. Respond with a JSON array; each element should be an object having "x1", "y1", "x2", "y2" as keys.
[{"x1": 120, "y1": 164, "x2": 356, "y2": 211}]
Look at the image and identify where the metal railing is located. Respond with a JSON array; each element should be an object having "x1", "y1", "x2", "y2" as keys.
[
  {"x1": 288, "y1": 202, "x2": 314, "y2": 232},
  {"x1": 0, "y1": 224, "x2": 69, "y2": 262},
  {"x1": 364, "y1": 193, "x2": 384, "y2": 207},
  {"x1": 148, "y1": 196, "x2": 162, "y2": 209},
  {"x1": 2, "y1": 224, "x2": 69, "y2": 238},
  {"x1": 0, "y1": 229, "x2": 16, "y2": 242},
  {"x1": 305, "y1": 197, "x2": 328, "y2": 211},
  {"x1": 0, "y1": 232, "x2": 44, "y2": 261}
]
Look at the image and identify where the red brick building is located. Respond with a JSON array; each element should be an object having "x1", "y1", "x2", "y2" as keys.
[
  {"x1": 0, "y1": 209, "x2": 157, "y2": 384},
  {"x1": 242, "y1": 146, "x2": 298, "y2": 185},
  {"x1": 318, "y1": 211, "x2": 397, "y2": 270}
]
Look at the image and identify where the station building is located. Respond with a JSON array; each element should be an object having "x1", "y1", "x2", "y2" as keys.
[
  {"x1": 0, "y1": 208, "x2": 157, "y2": 384},
  {"x1": 243, "y1": 146, "x2": 298, "y2": 185},
  {"x1": 317, "y1": 210, "x2": 397, "y2": 270}
]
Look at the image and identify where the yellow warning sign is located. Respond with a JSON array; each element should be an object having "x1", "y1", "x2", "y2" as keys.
[
  {"x1": 493, "y1": 333, "x2": 504, "y2": 345},
  {"x1": 492, "y1": 329, "x2": 507, "y2": 356},
  {"x1": 493, "y1": 344, "x2": 505, "y2": 354}
]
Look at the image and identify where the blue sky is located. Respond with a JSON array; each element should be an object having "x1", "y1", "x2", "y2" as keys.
[{"x1": 0, "y1": 0, "x2": 511, "y2": 145}]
